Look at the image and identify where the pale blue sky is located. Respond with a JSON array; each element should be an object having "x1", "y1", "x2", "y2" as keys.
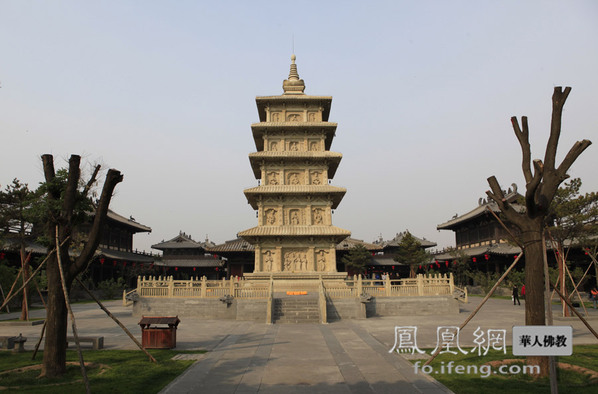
[{"x1": 1, "y1": 1, "x2": 597, "y2": 253}]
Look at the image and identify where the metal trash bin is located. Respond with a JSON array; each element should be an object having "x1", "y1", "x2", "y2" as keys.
[{"x1": 138, "y1": 316, "x2": 180, "y2": 349}]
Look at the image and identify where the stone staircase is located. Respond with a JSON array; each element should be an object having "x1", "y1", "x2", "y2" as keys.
[{"x1": 273, "y1": 297, "x2": 320, "y2": 324}]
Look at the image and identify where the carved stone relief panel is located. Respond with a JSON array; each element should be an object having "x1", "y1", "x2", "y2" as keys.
[
  {"x1": 269, "y1": 140, "x2": 280, "y2": 152},
  {"x1": 310, "y1": 170, "x2": 322, "y2": 185},
  {"x1": 286, "y1": 171, "x2": 303, "y2": 185},
  {"x1": 286, "y1": 113, "x2": 302, "y2": 122},
  {"x1": 312, "y1": 207, "x2": 325, "y2": 225},
  {"x1": 263, "y1": 250, "x2": 275, "y2": 271},
  {"x1": 316, "y1": 249, "x2": 329, "y2": 271},
  {"x1": 288, "y1": 208, "x2": 303, "y2": 225},
  {"x1": 287, "y1": 140, "x2": 301, "y2": 151},
  {"x1": 307, "y1": 112, "x2": 316, "y2": 122},
  {"x1": 267, "y1": 171, "x2": 280, "y2": 185},
  {"x1": 283, "y1": 249, "x2": 308, "y2": 271},
  {"x1": 271, "y1": 112, "x2": 281, "y2": 122},
  {"x1": 264, "y1": 208, "x2": 278, "y2": 225},
  {"x1": 308, "y1": 140, "x2": 320, "y2": 151}
]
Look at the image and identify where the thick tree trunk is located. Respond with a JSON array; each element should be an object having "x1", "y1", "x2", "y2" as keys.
[
  {"x1": 41, "y1": 254, "x2": 69, "y2": 377},
  {"x1": 520, "y1": 223, "x2": 549, "y2": 375},
  {"x1": 39, "y1": 154, "x2": 122, "y2": 379}
]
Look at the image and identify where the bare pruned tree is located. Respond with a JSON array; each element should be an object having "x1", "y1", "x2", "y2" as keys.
[
  {"x1": 486, "y1": 87, "x2": 591, "y2": 375},
  {"x1": 40, "y1": 154, "x2": 122, "y2": 378}
]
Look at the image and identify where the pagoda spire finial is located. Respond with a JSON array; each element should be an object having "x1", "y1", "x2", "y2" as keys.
[{"x1": 283, "y1": 54, "x2": 305, "y2": 94}]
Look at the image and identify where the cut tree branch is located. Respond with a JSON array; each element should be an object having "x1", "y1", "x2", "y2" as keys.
[
  {"x1": 556, "y1": 140, "x2": 592, "y2": 180},
  {"x1": 486, "y1": 176, "x2": 526, "y2": 229},
  {"x1": 545, "y1": 86, "x2": 571, "y2": 171},
  {"x1": 73, "y1": 168, "x2": 123, "y2": 275},
  {"x1": 526, "y1": 159, "x2": 544, "y2": 217},
  {"x1": 512, "y1": 116, "x2": 533, "y2": 183},
  {"x1": 82, "y1": 165, "x2": 101, "y2": 199}
]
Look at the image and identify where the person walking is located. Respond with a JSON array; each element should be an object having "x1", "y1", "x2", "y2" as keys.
[
  {"x1": 591, "y1": 288, "x2": 598, "y2": 309},
  {"x1": 513, "y1": 285, "x2": 521, "y2": 306}
]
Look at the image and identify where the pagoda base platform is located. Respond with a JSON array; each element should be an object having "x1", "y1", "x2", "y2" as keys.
[{"x1": 242, "y1": 272, "x2": 348, "y2": 281}]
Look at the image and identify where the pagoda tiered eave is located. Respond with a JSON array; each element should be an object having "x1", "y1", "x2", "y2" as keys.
[
  {"x1": 248, "y1": 151, "x2": 342, "y2": 179},
  {"x1": 238, "y1": 225, "x2": 351, "y2": 238},
  {"x1": 251, "y1": 122, "x2": 337, "y2": 151},
  {"x1": 256, "y1": 96, "x2": 332, "y2": 122},
  {"x1": 243, "y1": 185, "x2": 347, "y2": 209}
]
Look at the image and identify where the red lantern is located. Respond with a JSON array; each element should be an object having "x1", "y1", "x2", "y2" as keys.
[
  {"x1": 122, "y1": 261, "x2": 127, "y2": 267},
  {"x1": 193, "y1": 267, "x2": 196, "y2": 271},
  {"x1": 445, "y1": 261, "x2": 449, "y2": 267},
  {"x1": 175, "y1": 267, "x2": 178, "y2": 271},
  {"x1": 484, "y1": 254, "x2": 489, "y2": 260},
  {"x1": 418, "y1": 265, "x2": 422, "y2": 270},
  {"x1": 0, "y1": 252, "x2": 4, "y2": 260},
  {"x1": 472, "y1": 257, "x2": 477, "y2": 263},
  {"x1": 392, "y1": 265, "x2": 395, "y2": 269},
  {"x1": 113, "y1": 260, "x2": 117, "y2": 267},
  {"x1": 215, "y1": 267, "x2": 219, "y2": 271},
  {"x1": 100, "y1": 258, "x2": 105, "y2": 265},
  {"x1": 453, "y1": 260, "x2": 457, "y2": 265}
]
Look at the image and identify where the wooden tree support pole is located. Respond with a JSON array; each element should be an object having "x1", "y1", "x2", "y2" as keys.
[
  {"x1": 552, "y1": 283, "x2": 598, "y2": 341},
  {"x1": 424, "y1": 252, "x2": 524, "y2": 366},
  {"x1": 55, "y1": 227, "x2": 91, "y2": 394},
  {"x1": 75, "y1": 277, "x2": 157, "y2": 363},
  {"x1": 19, "y1": 251, "x2": 32, "y2": 321},
  {"x1": 0, "y1": 250, "x2": 54, "y2": 311},
  {"x1": 563, "y1": 263, "x2": 589, "y2": 316},
  {"x1": 31, "y1": 281, "x2": 48, "y2": 360},
  {"x1": 2, "y1": 267, "x2": 23, "y2": 310},
  {"x1": 32, "y1": 321, "x2": 47, "y2": 360},
  {"x1": 0, "y1": 283, "x2": 10, "y2": 313}
]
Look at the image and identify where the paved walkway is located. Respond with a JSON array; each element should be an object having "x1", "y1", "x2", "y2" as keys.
[{"x1": 1, "y1": 297, "x2": 597, "y2": 393}]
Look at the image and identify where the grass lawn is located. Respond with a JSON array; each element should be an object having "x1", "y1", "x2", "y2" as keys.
[
  {"x1": 410, "y1": 345, "x2": 598, "y2": 394},
  {"x1": 0, "y1": 349, "x2": 202, "y2": 393}
]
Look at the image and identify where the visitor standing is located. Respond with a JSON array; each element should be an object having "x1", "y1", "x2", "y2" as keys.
[
  {"x1": 512, "y1": 285, "x2": 521, "y2": 306},
  {"x1": 591, "y1": 288, "x2": 598, "y2": 309}
]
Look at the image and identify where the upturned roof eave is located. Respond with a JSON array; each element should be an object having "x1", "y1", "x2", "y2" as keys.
[
  {"x1": 251, "y1": 123, "x2": 337, "y2": 151},
  {"x1": 243, "y1": 187, "x2": 346, "y2": 210},
  {"x1": 248, "y1": 154, "x2": 342, "y2": 179},
  {"x1": 255, "y1": 96, "x2": 332, "y2": 122}
]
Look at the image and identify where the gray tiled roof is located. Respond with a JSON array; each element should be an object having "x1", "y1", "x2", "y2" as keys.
[
  {"x1": 106, "y1": 210, "x2": 151, "y2": 233},
  {"x1": 152, "y1": 233, "x2": 214, "y2": 250},
  {"x1": 378, "y1": 231, "x2": 437, "y2": 249},
  {"x1": 434, "y1": 243, "x2": 521, "y2": 260},
  {"x1": 437, "y1": 193, "x2": 524, "y2": 230},
  {"x1": 207, "y1": 238, "x2": 254, "y2": 253},
  {"x1": 336, "y1": 237, "x2": 383, "y2": 251},
  {"x1": 99, "y1": 248, "x2": 156, "y2": 263},
  {"x1": 155, "y1": 258, "x2": 224, "y2": 268}
]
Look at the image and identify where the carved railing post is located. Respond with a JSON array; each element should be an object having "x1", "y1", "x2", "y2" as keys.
[
  {"x1": 357, "y1": 274, "x2": 363, "y2": 297},
  {"x1": 168, "y1": 276, "x2": 174, "y2": 298},
  {"x1": 201, "y1": 276, "x2": 207, "y2": 298},
  {"x1": 417, "y1": 274, "x2": 424, "y2": 296}
]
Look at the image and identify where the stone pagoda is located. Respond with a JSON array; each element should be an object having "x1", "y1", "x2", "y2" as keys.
[{"x1": 239, "y1": 55, "x2": 350, "y2": 279}]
